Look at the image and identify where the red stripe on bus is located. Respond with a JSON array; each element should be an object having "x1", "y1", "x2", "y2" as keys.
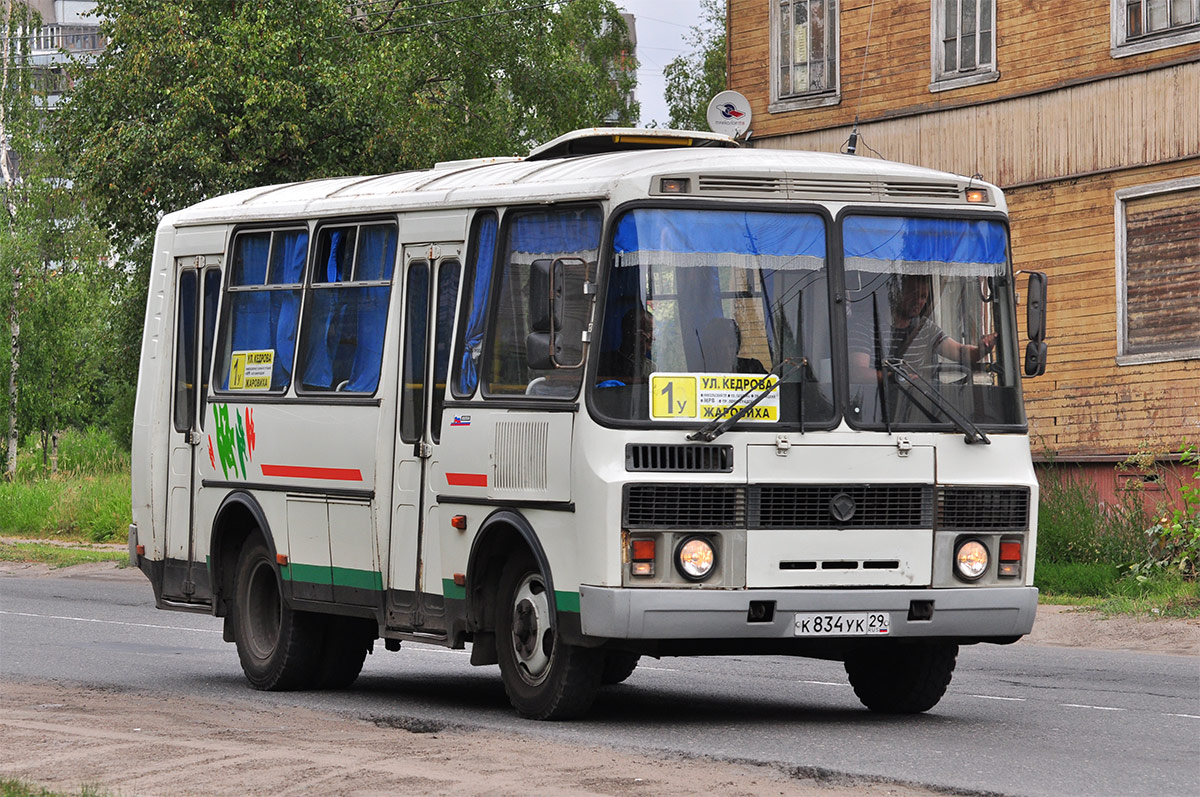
[
  {"x1": 446, "y1": 472, "x2": 488, "y2": 487},
  {"x1": 260, "y1": 464, "x2": 363, "y2": 482}
]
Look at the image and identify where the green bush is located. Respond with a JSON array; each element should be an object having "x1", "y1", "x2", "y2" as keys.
[
  {"x1": 13, "y1": 427, "x2": 129, "y2": 480},
  {"x1": 1131, "y1": 444, "x2": 1200, "y2": 581},
  {"x1": 1036, "y1": 466, "x2": 1148, "y2": 566}
]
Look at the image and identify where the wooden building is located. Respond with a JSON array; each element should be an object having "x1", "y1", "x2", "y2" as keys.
[{"x1": 727, "y1": 0, "x2": 1200, "y2": 504}]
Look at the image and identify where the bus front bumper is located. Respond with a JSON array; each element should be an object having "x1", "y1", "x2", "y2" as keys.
[{"x1": 578, "y1": 585, "x2": 1038, "y2": 641}]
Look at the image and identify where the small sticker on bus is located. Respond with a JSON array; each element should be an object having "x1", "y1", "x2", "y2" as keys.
[
  {"x1": 648, "y1": 372, "x2": 779, "y2": 422},
  {"x1": 229, "y1": 350, "x2": 274, "y2": 391}
]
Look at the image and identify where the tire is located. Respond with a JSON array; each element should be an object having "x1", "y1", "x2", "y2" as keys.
[
  {"x1": 231, "y1": 538, "x2": 323, "y2": 691},
  {"x1": 495, "y1": 557, "x2": 602, "y2": 720},
  {"x1": 600, "y1": 652, "x2": 641, "y2": 685},
  {"x1": 844, "y1": 642, "x2": 958, "y2": 714},
  {"x1": 316, "y1": 616, "x2": 374, "y2": 690}
]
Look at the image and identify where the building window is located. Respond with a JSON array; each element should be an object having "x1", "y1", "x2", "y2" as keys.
[
  {"x1": 770, "y1": 0, "x2": 839, "y2": 112},
  {"x1": 931, "y1": 0, "x2": 998, "y2": 92},
  {"x1": 1116, "y1": 178, "x2": 1200, "y2": 365},
  {"x1": 1112, "y1": 0, "x2": 1200, "y2": 55}
]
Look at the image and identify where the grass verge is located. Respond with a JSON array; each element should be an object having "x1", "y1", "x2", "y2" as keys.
[
  {"x1": 0, "y1": 472, "x2": 129, "y2": 543},
  {"x1": 1039, "y1": 568, "x2": 1200, "y2": 618},
  {"x1": 0, "y1": 779, "x2": 109, "y2": 797},
  {"x1": 0, "y1": 540, "x2": 128, "y2": 569}
]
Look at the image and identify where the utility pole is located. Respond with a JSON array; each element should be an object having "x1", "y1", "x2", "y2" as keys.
[{"x1": 1, "y1": 0, "x2": 21, "y2": 479}]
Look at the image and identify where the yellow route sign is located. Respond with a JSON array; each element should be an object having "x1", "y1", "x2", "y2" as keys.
[
  {"x1": 229, "y1": 350, "x2": 274, "y2": 391},
  {"x1": 649, "y1": 372, "x2": 779, "y2": 422}
]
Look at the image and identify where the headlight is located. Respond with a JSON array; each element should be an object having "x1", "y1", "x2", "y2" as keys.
[
  {"x1": 955, "y1": 539, "x2": 989, "y2": 581},
  {"x1": 675, "y1": 536, "x2": 716, "y2": 581}
]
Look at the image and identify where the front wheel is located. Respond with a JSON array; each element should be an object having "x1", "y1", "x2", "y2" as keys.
[
  {"x1": 495, "y1": 558, "x2": 601, "y2": 720},
  {"x1": 231, "y1": 538, "x2": 323, "y2": 691},
  {"x1": 844, "y1": 642, "x2": 958, "y2": 714}
]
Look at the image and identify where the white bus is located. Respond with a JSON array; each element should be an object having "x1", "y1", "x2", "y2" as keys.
[{"x1": 130, "y1": 128, "x2": 1048, "y2": 720}]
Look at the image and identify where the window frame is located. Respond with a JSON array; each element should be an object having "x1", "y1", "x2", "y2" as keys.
[
  {"x1": 294, "y1": 217, "x2": 399, "y2": 398},
  {"x1": 769, "y1": 0, "x2": 841, "y2": 113},
  {"x1": 480, "y1": 202, "x2": 605, "y2": 402},
  {"x1": 1114, "y1": 176, "x2": 1200, "y2": 365},
  {"x1": 451, "y1": 209, "x2": 501, "y2": 400},
  {"x1": 213, "y1": 224, "x2": 311, "y2": 397},
  {"x1": 930, "y1": 0, "x2": 999, "y2": 93},
  {"x1": 1111, "y1": 0, "x2": 1200, "y2": 57}
]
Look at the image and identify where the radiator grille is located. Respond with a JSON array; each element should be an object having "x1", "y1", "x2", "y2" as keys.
[
  {"x1": 749, "y1": 484, "x2": 933, "y2": 529},
  {"x1": 626, "y1": 444, "x2": 733, "y2": 473},
  {"x1": 937, "y1": 487, "x2": 1029, "y2": 530},
  {"x1": 623, "y1": 484, "x2": 745, "y2": 528}
]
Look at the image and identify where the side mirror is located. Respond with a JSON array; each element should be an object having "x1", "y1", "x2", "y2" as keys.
[
  {"x1": 525, "y1": 332, "x2": 560, "y2": 371},
  {"x1": 1024, "y1": 340, "x2": 1047, "y2": 377},
  {"x1": 1023, "y1": 271, "x2": 1048, "y2": 377},
  {"x1": 528, "y1": 258, "x2": 564, "y2": 334},
  {"x1": 1026, "y1": 271, "x2": 1046, "y2": 342}
]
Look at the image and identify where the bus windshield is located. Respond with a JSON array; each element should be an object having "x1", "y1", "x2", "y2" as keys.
[
  {"x1": 592, "y1": 208, "x2": 836, "y2": 427},
  {"x1": 843, "y1": 215, "x2": 1024, "y2": 431},
  {"x1": 591, "y1": 209, "x2": 1024, "y2": 432}
]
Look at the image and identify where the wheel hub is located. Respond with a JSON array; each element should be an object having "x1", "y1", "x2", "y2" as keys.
[{"x1": 510, "y1": 574, "x2": 553, "y2": 682}]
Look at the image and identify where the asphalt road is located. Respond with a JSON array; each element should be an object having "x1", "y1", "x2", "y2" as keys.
[{"x1": 2, "y1": 569, "x2": 1198, "y2": 797}]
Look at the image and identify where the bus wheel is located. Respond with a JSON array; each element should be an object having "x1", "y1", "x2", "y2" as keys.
[
  {"x1": 844, "y1": 642, "x2": 958, "y2": 714},
  {"x1": 231, "y1": 538, "x2": 322, "y2": 691},
  {"x1": 316, "y1": 617, "x2": 373, "y2": 690},
  {"x1": 496, "y1": 558, "x2": 601, "y2": 720},
  {"x1": 600, "y1": 652, "x2": 641, "y2": 685}
]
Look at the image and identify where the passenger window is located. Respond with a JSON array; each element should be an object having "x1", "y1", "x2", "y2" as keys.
[
  {"x1": 453, "y1": 211, "x2": 498, "y2": 398},
  {"x1": 432, "y1": 261, "x2": 461, "y2": 443},
  {"x1": 298, "y1": 222, "x2": 398, "y2": 394},
  {"x1": 485, "y1": 206, "x2": 601, "y2": 398},
  {"x1": 216, "y1": 229, "x2": 308, "y2": 393}
]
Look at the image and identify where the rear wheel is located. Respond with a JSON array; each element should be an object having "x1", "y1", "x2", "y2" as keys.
[
  {"x1": 844, "y1": 642, "x2": 958, "y2": 713},
  {"x1": 600, "y1": 652, "x2": 641, "y2": 685},
  {"x1": 496, "y1": 558, "x2": 601, "y2": 720},
  {"x1": 231, "y1": 538, "x2": 322, "y2": 691}
]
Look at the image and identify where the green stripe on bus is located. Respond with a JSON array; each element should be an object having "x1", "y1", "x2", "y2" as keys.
[
  {"x1": 440, "y1": 579, "x2": 579, "y2": 612},
  {"x1": 281, "y1": 563, "x2": 383, "y2": 591}
]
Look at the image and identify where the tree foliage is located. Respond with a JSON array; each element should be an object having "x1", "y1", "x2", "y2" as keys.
[
  {"x1": 2, "y1": 0, "x2": 113, "y2": 474},
  {"x1": 52, "y1": 0, "x2": 637, "y2": 445},
  {"x1": 662, "y1": 0, "x2": 725, "y2": 130}
]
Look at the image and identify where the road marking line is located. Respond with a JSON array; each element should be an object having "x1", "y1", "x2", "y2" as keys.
[
  {"x1": 639, "y1": 666, "x2": 679, "y2": 672},
  {"x1": 970, "y1": 694, "x2": 1026, "y2": 701},
  {"x1": 0, "y1": 610, "x2": 220, "y2": 634},
  {"x1": 799, "y1": 680, "x2": 847, "y2": 687},
  {"x1": 1060, "y1": 703, "x2": 1126, "y2": 711},
  {"x1": 1163, "y1": 713, "x2": 1200, "y2": 719}
]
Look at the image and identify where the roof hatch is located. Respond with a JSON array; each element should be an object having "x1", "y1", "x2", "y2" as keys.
[{"x1": 527, "y1": 127, "x2": 738, "y2": 161}]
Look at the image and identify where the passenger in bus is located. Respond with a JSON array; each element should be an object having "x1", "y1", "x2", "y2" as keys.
[
  {"x1": 848, "y1": 274, "x2": 995, "y2": 383},
  {"x1": 696, "y1": 317, "x2": 766, "y2": 374}
]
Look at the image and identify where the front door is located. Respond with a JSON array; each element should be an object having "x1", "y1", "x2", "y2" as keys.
[
  {"x1": 163, "y1": 259, "x2": 221, "y2": 601},
  {"x1": 387, "y1": 244, "x2": 462, "y2": 632}
]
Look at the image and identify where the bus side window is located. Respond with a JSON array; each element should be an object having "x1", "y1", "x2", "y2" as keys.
[
  {"x1": 215, "y1": 229, "x2": 307, "y2": 394},
  {"x1": 298, "y1": 222, "x2": 397, "y2": 394},
  {"x1": 431, "y1": 261, "x2": 461, "y2": 444},
  {"x1": 484, "y1": 206, "x2": 601, "y2": 397},
  {"x1": 453, "y1": 211, "x2": 498, "y2": 398}
]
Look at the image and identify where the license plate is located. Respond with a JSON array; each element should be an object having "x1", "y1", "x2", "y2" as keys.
[{"x1": 794, "y1": 612, "x2": 891, "y2": 636}]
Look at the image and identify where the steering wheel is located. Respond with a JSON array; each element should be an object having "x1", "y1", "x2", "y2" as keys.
[{"x1": 928, "y1": 362, "x2": 972, "y2": 386}]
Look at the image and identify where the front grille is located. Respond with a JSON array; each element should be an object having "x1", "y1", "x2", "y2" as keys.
[
  {"x1": 937, "y1": 487, "x2": 1029, "y2": 530},
  {"x1": 749, "y1": 484, "x2": 934, "y2": 529},
  {"x1": 626, "y1": 444, "x2": 733, "y2": 473},
  {"x1": 623, "y1": 484, "x2": 745, "y2": 528}
]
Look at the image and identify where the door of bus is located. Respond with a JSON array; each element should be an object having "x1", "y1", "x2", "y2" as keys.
[
  {"x1": 388, "y1": 245, "x2": 462, "y2": 633},
  {"x1": 163, "y1": 258, "x2": 221, "y2": 601}
]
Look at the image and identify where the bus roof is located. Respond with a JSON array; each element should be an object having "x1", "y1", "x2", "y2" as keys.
[{"x1": 167, "y1": 130, "x2": 1001, "y2": 227}]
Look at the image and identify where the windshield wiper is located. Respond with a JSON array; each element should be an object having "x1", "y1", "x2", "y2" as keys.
[
  {"x1": 686, "y1": 358, "x2": 803, "y2": 443},
  {"x1": 882, "y1": 358, "x2": 990, "y2": 445}
]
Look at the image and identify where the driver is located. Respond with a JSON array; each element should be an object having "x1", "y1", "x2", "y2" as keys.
[{"x1": 849, "y1": 274, "x2": 995, "y2": 383}]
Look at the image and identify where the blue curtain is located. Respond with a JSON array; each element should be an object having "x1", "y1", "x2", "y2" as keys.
[
  {"x1": 457, "y1": 214, "x2": 497, "y2": 395},
  {"x1": 267, "y1": 230, "x2": 308, "y2": 284},
  {"x1": 344, "y1": 225, "x2": 397, "y2": 391},
  {"x1": 509, "y1": 207, "x2": 602, "y2": 257},
  {"x1": 843, "y1": 216, "x2": 1008, "y2": 274},
  {"x1": 232, "y1": 233, "x2": 270, "y2": 286},
  {"x1": 356, "y1": 224, "x2": 397, "y2": 281},
  {"x1": 612, "y1": 209, "x2": 826, "y2": 262}
]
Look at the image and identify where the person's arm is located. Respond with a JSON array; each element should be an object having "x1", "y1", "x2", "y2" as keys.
[{"x1": 937, "y1": 332, "x2": 997, "y2": 364}]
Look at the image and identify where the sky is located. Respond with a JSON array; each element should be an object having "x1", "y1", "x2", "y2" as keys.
[{"x1": 616, "y1": 0, "x2": 707, "y2": 126}]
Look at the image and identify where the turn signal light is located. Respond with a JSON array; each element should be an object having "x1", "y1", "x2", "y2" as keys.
[
  {"x1": 450, "y1": 514, "x2": 468, "y2": 530},
  {"x1": 999, "y1": 541, "x2": 1022, "y2": 562},
  {"x1": 631, "y1": 539, "x2": 656, "y2": 561},
  {"x1": 966, "y1": 187, "x2": 989, "y2": 203}
]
